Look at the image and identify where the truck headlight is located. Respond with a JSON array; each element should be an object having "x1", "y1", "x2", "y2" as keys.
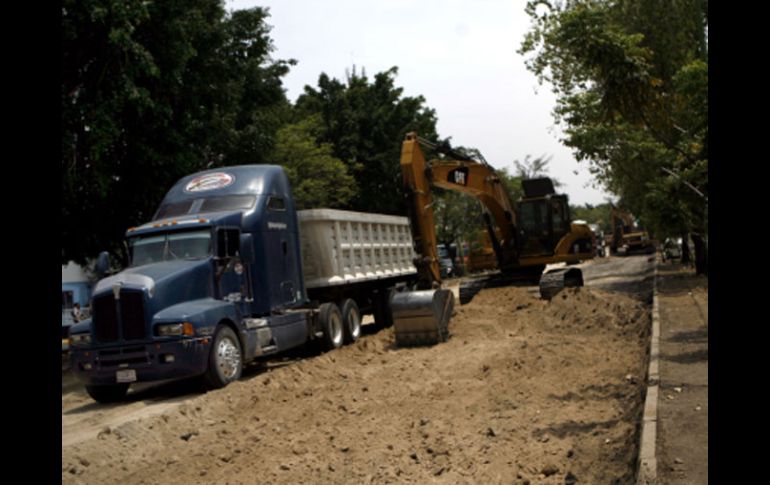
[
  {"x1": 155, "y1": 322, "x2": 195, "y2": 336},
  {"x1": 70, "y1": 333, "x2": 91, "y2": 346}
]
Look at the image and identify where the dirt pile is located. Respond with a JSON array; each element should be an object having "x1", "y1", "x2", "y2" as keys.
[{"x1": 63, "y1": 285, "x2": 650, "y2": 484}]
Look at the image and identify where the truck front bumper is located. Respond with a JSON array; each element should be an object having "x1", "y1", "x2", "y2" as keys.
[{"x1": 69, "y1": 338, "x2": 211, "y2": 386}]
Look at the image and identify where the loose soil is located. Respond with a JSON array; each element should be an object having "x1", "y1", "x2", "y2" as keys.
[{"x1": 63, "y1": 277, "x2": 650, "y2": 485}]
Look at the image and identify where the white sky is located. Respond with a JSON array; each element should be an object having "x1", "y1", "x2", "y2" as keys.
[{"x1": 226, "y1": 0, "x2": 613, "y2": 206}]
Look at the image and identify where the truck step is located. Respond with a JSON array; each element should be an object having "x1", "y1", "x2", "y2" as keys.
[{"x1": 260, "y1": 345, "x2": 278, "y2": 354}]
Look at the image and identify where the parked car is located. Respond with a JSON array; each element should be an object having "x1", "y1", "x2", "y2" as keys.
[
  {"x1": 662, "y1": 238, "x2": 682, "y2": 261},
  {"x1": 438, "y1": 244, "x2": 454, "y2": 278}
]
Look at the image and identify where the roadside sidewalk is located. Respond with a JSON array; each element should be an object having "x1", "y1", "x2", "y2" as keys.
[{"x1": 654, "y1": 261, "x2": 708, "y2": 484}]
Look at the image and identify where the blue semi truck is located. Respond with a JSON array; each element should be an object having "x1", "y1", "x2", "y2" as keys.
[{"x1": 69, "y1": 165, "x2": 452, "y2": 403}]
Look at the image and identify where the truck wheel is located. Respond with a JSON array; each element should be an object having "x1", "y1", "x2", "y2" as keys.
[
  {"x1": 340, "y1": 299, "x2": 361, "y2": 344},
  {"x1": 319, "y1": 302, "x2": 344, "y2": 351},
  {"x1": 85, "y1": 383, "x2": 129, "y2": 404},
  {"x1": 204, "y1": 325, "x2": 242, "y2": 389}
]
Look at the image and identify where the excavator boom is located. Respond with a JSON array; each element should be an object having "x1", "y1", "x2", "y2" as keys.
[{"x1": 391, "y1": 131, "x2": 594, "y2": 346}]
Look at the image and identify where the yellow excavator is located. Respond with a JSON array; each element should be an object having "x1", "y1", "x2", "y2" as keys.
[
  {"x1": 610, "y1": 206, "x2": 655, "y2": 255},
  {"x1": 390, "y1": 132, "x2": 595, "y2": 345}
]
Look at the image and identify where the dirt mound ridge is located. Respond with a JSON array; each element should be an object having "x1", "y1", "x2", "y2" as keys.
[{"x1": 63, "y1": 285, "x2": 650, "y2": 485}]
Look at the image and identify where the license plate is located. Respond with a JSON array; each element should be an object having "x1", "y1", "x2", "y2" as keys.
[{"x1": 116, "y1": 369, "x2": 137, "y2": 383}]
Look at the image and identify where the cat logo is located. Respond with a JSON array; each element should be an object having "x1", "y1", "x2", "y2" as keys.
[{"x1": 448, "y1": 167, "x2": 469, "y2": 186}]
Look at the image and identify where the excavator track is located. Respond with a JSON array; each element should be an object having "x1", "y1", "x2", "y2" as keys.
[
  {"x1": 459, "y1": 266, "x2": 584, "y2": 304},
  {"x1": 538, "y1": 267, "x2": 584, "y2": 300},
  {"x1": 458, "y1": 267, "x2": 543, "y2": 305}
]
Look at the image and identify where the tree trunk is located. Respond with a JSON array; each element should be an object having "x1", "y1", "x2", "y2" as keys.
[{"x1": 691, "y1": 233, "x2": 708, "y2": 276}]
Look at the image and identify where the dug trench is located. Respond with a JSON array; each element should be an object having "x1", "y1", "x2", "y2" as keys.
[{"x1": 63, "y1": 276, "x2": 651, "y2": 484}]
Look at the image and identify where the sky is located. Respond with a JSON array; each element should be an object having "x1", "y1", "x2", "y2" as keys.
[{"x1": 226, "y1": 0, "x2": 613, "y2": 206}]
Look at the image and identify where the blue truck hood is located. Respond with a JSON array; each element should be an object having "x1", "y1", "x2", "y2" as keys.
[{"x1": 93, "y1": 259, "x2": 214, "y2": 313}]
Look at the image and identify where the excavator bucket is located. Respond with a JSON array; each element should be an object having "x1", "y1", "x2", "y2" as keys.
[
  {"x1": 539, "y1": 267, "x2": 584, "y2": 300},
  {"x1": 391, "y1": 289, "x2": 455, "y2": 347}
]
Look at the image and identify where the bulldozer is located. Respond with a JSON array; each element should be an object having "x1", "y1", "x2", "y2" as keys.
[{"x1": 390, "y1": 133, "x2": 595, "y2": 349}]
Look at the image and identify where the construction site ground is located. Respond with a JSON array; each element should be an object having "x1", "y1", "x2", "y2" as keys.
[{"x1": 62, "y1": 255, "x2": 658, "y2": 484}]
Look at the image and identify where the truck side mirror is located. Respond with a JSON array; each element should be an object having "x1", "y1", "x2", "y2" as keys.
[{"x1": 96, "y1": 251, "x2": 111, "y2": 278}]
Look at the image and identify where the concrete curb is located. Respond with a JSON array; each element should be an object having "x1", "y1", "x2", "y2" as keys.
[{"x1": 637, "y1": 259, "x2": 660, "y2": 484}]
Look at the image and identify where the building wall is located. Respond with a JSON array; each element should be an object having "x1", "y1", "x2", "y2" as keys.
[{"x1": 62, "y1": 262, "x2": 92, "y2": 325}]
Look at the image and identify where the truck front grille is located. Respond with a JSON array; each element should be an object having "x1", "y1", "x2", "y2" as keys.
[
  {"x1": 93, "y1": 294, "x2": 119, "y2": 342},
  {"x1": 121, "y1": 291, "x2": 147, "y2": 340},
  {"x1": 92, "y1": 290, "x2": 148, "y2": 343}
]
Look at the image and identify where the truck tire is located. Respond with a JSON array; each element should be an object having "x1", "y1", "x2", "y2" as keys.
[
  {"x1": 340, "y1": 299, "x2": 361, "y2": 344},
  {"x1": 85, "y1": 383, "x2": 129, "y2": 404},
  {"x1": 319, "y1": 302, "x2": 344, "y2": 351},
  {"x1": 203, "y1": 325, "x2": 242, "y2": 390}
]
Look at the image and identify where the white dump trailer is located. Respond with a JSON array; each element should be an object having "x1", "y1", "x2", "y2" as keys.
[
  {"x1": 296, "y1": 209, "x2": 419, "y2": 331},
  {"x1": 298, "y1": 209, "x2": 417, "y2": 289},
  {"x1": 298, "y1": 209, "x2": 453, "y2": 347}
]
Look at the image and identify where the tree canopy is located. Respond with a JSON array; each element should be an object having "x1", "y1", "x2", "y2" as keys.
[
  {"x1": 295, "y1": 67, "x2": 440, "y2": 215},
  {"x1": 519, "y1": 0, "x2": 707, "y2": 240},
  {"x1": 62, "y1": 1, "x2": 707, "y2": 272},
  {"x1": 62, "y1": 1, "x2": 293, "y2": 264},
  {"x1": 271, "y1": 116, "x2": 356, "y2": 210}
]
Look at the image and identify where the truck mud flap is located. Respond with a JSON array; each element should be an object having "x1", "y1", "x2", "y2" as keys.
[
  {"x1": 391, "y1": 289, "x2": 455, "y2": 347},
  {"x1": 539, "y1": 267, "x2": 583, "y2": 300}
]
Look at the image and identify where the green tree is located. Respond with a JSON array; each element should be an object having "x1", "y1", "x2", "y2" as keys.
[
  {"x1": 272, "y1": 116, "x2": 356, "y2": 210},
  {"x1": 295, "y1": 66, "x2": 440, "y2": 215},
  {"x1": 520, "y1": 0, "x2": 707, "y2": 271},
  {"x1": 433, "y1": 189, "x2": 484, "y2": 258},
  {"x1": 512, "y1": 154, "x2": 561, "y2": 188},
  {"x1": 571, "y1": 202, "x2": 613, "y2": 232},
  {"x1": 62, "y1": 1, "x2": 293, "y2": 264}
]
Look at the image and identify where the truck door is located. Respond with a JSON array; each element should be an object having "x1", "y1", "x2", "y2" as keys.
[{"x1": 264, "y1": 196, "x2": 302, "y2": 309}]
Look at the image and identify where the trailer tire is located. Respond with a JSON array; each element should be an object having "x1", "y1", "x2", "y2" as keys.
[
  {"x1": 85, "y1": 383, "x2": 129, "y2": 404},
  {"x1": 340, "y1": 299, "x2": 361, "y2": 344},
  {"x1": 319, "y1": 302, "x2": 344, "y2": 351},
  {"x1": 203, "y1": 325, "x2": 242, "y2": 390}
]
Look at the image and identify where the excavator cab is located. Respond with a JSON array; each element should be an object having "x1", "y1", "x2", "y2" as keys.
[
  {"x1": 516, "y1": 194, "x2": 571, "y2": 257},
  {"x1": 515, "y1": 178, "x2": 571, "y2": 258}
]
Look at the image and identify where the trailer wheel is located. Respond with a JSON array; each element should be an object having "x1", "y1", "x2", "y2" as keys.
[
  {"x1": 319, "y1": 302, "x2": 344, "y2": 350},
  {"x1": 85, "y1": 383, "x2": 129, "y2": 404},
  {"x1": 340, "y1": 299, "x2": 361, "y2": 344},
  {"x1": 203, "y1": 325, "x2": 242, "y2": 389}
]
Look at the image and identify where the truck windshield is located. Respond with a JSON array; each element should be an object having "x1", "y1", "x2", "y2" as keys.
[{"x1": 129, "y1": 230, "x2": 211, "y2": 267}]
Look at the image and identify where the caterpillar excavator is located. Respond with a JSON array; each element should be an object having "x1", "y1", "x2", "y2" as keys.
[
  {"x1": 609, "y1": 206, "x2": 655, "y2": 255},
  {"x1": 390, "y1": 132, "x2": 594, "y2": 346}
]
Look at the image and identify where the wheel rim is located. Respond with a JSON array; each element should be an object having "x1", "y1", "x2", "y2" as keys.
[
  {"x1": 216, "y1": 334, "x2": 241, "y2": 379},
  {"x1": 349, "y1": 307, "x2": 361, "y2": 339},
  {"x1": 330, "y1": 312, "x2": 343, "y2": 346}
]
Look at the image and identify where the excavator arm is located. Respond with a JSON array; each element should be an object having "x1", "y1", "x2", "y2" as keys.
[{"x1": 400, "y1": 132, "x2": 520, "y2": 288}]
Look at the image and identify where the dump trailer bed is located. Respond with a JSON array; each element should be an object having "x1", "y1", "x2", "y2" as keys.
[{"x1": 298, "y1": 209, "x2": 418, "y2": 291}]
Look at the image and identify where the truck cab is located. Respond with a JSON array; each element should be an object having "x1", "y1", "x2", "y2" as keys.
[{"x1": 69, "y1": 166, "x2": 312, "y2": 402}]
